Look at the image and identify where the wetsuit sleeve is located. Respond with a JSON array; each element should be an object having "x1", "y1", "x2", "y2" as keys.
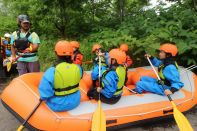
[
  {"x1": 39, "y1": 67, "x2": 55, "y2": 100},
  {"x1": 91, "y1": 64, "x2": 99, "y2": 80},
  {"x1": 163, "y1": 65, "x2": 184, "y2": 92},
  {"x1": 104, "y1": 52, "x2": 109, "y2": 65},
  {"x1": 101, "y1": 71, "x2": 118, "y2": 98},
  {"x1": 151, "y1": 57, "x2": 162, "y2": 67}
]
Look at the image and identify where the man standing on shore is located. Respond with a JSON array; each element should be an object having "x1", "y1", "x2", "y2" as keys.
[{"x1": 10, "y1": 15, "x2": 40, "y2": 75}]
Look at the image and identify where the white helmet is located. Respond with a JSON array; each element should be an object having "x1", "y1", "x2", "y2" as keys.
[{"x1": 4, "y1": 33, "x2": 11, "y2": 38}]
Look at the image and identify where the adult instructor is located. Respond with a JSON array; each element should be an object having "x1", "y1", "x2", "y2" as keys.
[{"x1": 10, "y1": 15, "x2": 40, "y2": 75}]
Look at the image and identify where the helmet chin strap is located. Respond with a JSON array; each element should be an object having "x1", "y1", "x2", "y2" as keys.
[{"x1": 166, "y1": 53, "x2": 172, "y2": 58}]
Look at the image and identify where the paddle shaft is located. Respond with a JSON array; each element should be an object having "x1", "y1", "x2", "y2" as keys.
[
  {"x1": 83, "y1": 60, "x2": 92, "y2": 64},
  {"x1": 91, "y1": 56, "x2": 106, "y2": 131},
  {"x1": 17, "y1": 99, "x2": 42, "y2": 131},
  {"x1": 14, "y1": 55, "x2": 23, "y2": 61},
  {"x1": 124, "y1": 86, "x2": 138, "y2": 94},
  {"x1": 13, "y1": 50, "x2": 30, "y2": 63},
  {"x1": 7, "y1": 54, "x2": 25, "y2": 66},
  {"x1": 7, "y1": 55, "x2": 24, "y2": 72},
  {"x1": 147, "y1": 57, "x2": 172, "y2": 101},
  {"x1": 98, "y1": 56, "x2": 102, "y2": 99}
]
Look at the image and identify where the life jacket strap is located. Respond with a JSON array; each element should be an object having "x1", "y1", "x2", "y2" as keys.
[{"x1": 54, "y1": 83, "x2": 79, "y2": 92}]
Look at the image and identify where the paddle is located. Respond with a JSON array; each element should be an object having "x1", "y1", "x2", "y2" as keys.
[
  {"x1": 83, "y1": 60, "x2": 92, "y2": 64},
  {"x1": 147, "y1": 57, "x2": 193, "y2": 131},
  {"x1": 91, "y1": 56, "x2": 106, "y2": 131},
  {"x1": 17, "y1": 99, "x2": 42, "y2": 131},
  {"x1": 7, "y1": 55, "x2": 23, "y2": 72},
  {"x1": 123, "y1": 86, "x2": 138, "y2": 94},
  {"x1": 7, "y1": 48, "x2": 32, "y2": 72}
]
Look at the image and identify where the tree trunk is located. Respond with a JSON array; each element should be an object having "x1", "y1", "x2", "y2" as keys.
[
  {"x1": 118, "y1": 0, "x2": 125, "y2": 23},
  {"x1": 192, "y1": 0, "x2": 197, "y2": 12},
  {"x1": 58, "y1": 0, "x2": 66, "y2": 38},
  {"x1": 91, "y1": 0, "x2": 95, "y2": 23},
  {"x1": 54, "y1": 22, "x2": 66, "y2": 38}
]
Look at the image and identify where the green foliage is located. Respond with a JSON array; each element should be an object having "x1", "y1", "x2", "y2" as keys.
[
  {"x1": 0, "y1": 13, "x2": 16, "y2": 35},
  {"x1": 38, "y1": 37, "x2": 57, "y2": 71},
  {"x1": 0, "y1": 0, "x2": 197, "y2": 71},
  {"x1": 80, "y1": 5, "x2": 197, "y2": 67}
]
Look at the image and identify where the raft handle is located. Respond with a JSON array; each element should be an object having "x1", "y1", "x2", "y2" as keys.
[
  {"x1": 106, "y1": 119, "x2": 117, "y2": 125},
  {"x1": 163, "y1": 109, "x2": 173, "y2": 114}
]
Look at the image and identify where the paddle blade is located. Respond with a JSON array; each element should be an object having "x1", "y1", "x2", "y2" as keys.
[
  {"x1": 17, "y1": 125, "x2": 24, "y2": 131},
  {"x1": 92, "y1": 100, "x2": 106, "y2": 131},
  {"x1": 6, "y1": 61, "x2": 12, "y2": 72},
  {"x1": 171, "y1": 102, "x2": 193, "y2": 131}
]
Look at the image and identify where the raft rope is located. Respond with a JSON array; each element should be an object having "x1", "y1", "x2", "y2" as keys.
[
  {"x1": 48, "y1": 97, "x2": 194, "y2": 120},
  {"x1": 180, "y1": 65, "x2": 197, "y2": 75},
  {"x1": 186, "y1": 68, "x2": 194, "y2": 98},
  {"x1": 14, "y1": 71, "x2": 195, "y2": 121}
]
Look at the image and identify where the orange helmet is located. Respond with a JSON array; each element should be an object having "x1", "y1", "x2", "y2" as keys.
[
  {"x1": 120, "y1": 43, "x2": 129, "y2": 52},
  {"x1": 109, "y1": 49, "x2": 126, "y2": 64},
  {"x1": 70, "y1": 41, "x2": 80, "y2": 48},
  {"x1": 92, "y1": 44, "x2": 101, "y2": 53},
  {"x1": 55, "y1": 41, "x2": 73, "y2": 56},
  {"x1": 159, "y1": 43, "x2": 178, "y2": 56}
]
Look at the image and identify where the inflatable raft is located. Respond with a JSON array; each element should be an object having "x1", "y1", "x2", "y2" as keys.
[{"x1": 1, "y1": 66, "x2": 197, "y2": 130}]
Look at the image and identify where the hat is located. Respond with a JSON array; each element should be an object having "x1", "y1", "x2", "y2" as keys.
[
  {"x1": 19, "y1": 15, "x2": 30, "y2": 23},
  {"x1": 21, "y1": 18, "x2": 30, "y2": 23},
  {"x1": 4, "y1": 33, "x2": 11, "y2": 38}
]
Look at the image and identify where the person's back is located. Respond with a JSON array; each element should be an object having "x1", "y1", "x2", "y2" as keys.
[
  {"x1": 100, "y1": 65, "x2": 126, "y2": 101},
  {"x1": 39, "y1": 41, "x2": 82, "y2": 112}
]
